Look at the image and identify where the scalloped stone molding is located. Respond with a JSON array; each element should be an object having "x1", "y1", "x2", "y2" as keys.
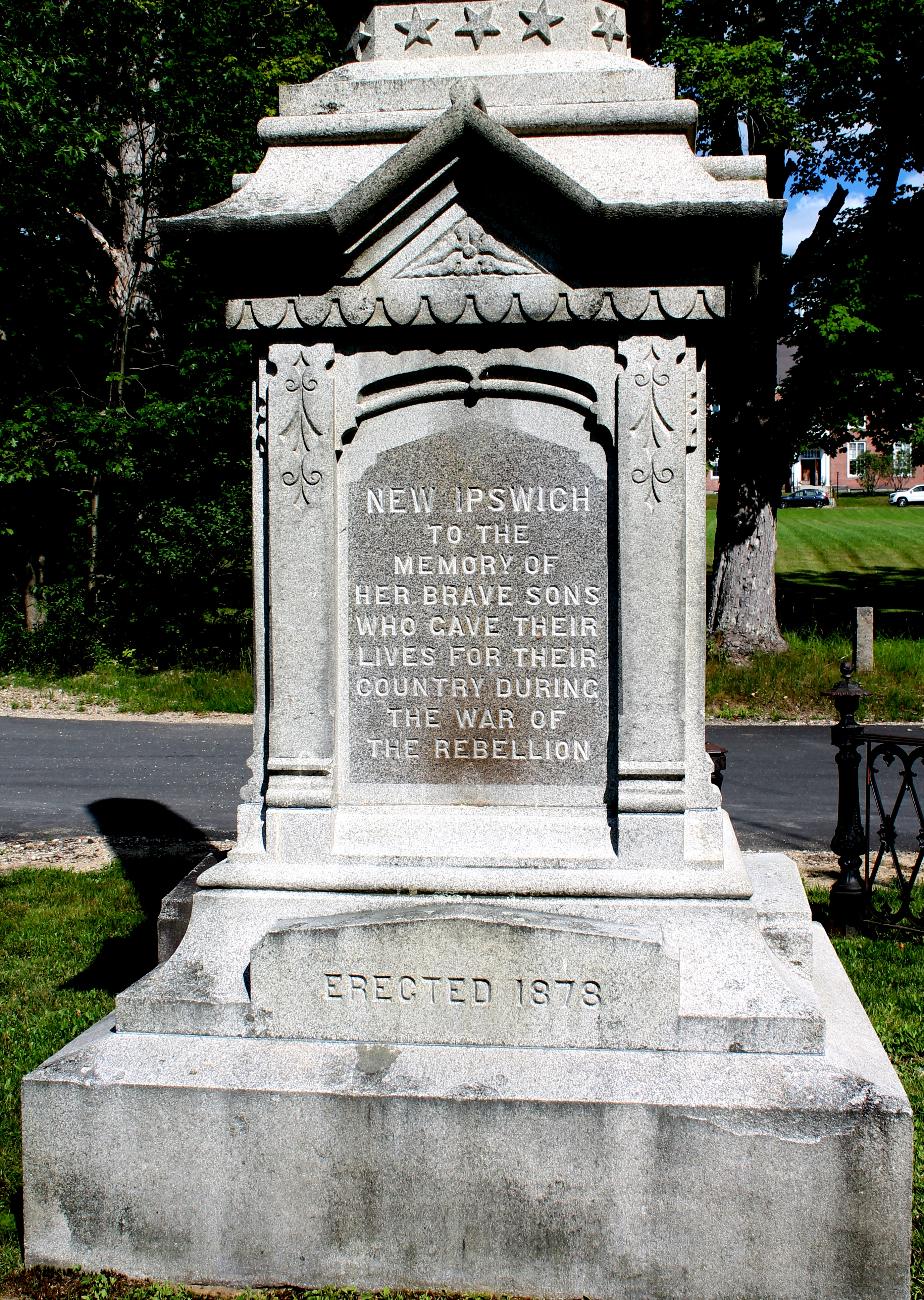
[{"x1": 227, "y1": 285, "x2": 726, "y2": 330}]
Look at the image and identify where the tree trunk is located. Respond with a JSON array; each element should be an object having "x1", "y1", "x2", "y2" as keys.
[
  {"x1": 113, "y1": 114, "x2": 161, "y2": 375},
  {"x1": 87, "y1": 475, "x2": 100, "y2": 609},
  {"x1": 71, "y1": 107, "x2": 162, "y2": 395},
  {"x1": 708, "y1": 151, "x2": 787, "y2": 663},
  {"x1": 708, "y1": 434, "x2": 787, "y2": 659},
  {"x1": 706, "y1": 198, "x2": 788, "y2": 659},
  {"x1": 24, "y1": 555, "x2": 47, "y2": 632},
  {"x1": 706, "y1": 134, "x2": 852, "y2": 659},
  {"x1": 71, "y1": 105, "x2": 161, "y2": 611}
]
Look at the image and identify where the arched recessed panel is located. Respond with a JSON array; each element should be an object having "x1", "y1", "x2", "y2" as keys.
[
  {"x1": 353, "y1": 363, "x2": 601, "y2": 432},
  {"x1": 337, "y1": 412, "x2": 610, "y2": 807}
]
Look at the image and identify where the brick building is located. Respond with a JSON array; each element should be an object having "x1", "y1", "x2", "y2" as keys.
[{"x1": 706, "y1": 345, "x2": 923, "y2": 494}]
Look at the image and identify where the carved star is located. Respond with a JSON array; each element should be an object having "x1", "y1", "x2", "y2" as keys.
[
  {"x1": 519, "y1": 0, "x2": 564, "y2": 43},
  {"x1": 456, "y1": 5, "x2": 500, "y2": 48},
  {"x1": 395, "y1": 7, "x2": 439, "y2": 48},
  {"x1": 592, "y1": 3, "x2": 625, "y2": 50},
  {"x1": 346, "y1": 22, "x2": 371, "y2": 60}
]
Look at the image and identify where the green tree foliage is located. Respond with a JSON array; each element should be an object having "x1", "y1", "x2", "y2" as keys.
[
  {"x1": 779, "y1": 0, "x2": 924, "y2": 462},
  {"x1": 0, "y1": 0, "x2": 335, "y2": 668},
  {"x1": 659, "y1": 0, "x2": 924, "y2": 656},
  {"x1": 853, "y1": 449, "x2": 894, "y2": 494},
  {"x1": 786, "y1": 0, "x2": 924, "y2": 199},
  {"x1": 780, "y1": 195, "x2": 924, "y2": 457},
  {"x1": 660, "y1": 0, "x2": 800, "y2": 196},
  {"x1": 659, "y1": 0, "x2": 795, "y2": 656}
]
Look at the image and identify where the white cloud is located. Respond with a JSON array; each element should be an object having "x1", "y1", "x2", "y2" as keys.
[
  {"x1": 781, "y1": 157, "x2": 920, "y2": 256},
  {"x1": 782, "y1": 194, "x2": 827, "y2": 254},
  {"x1": 782, "y1": 186, "x2": 867, "y2": 254}
]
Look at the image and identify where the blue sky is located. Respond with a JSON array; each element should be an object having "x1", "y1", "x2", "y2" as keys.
[{"x1": 782, "y1": 172, "x2": 924, "y2": 255}]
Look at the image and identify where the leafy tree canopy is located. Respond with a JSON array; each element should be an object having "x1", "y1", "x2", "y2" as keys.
[
  {"x1": 658, "y1": 0, "x2": 924, "y2": 656},
  {"x1": 0, "y1": 0, "x2": 336, "y2": 668}
]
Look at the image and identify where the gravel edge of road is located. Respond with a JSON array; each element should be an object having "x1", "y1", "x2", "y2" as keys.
[
  {"x1": 0, "y1": 707, "x2": 839, "y2": 726},
  {"x1": 0, "y1": 706, "x2": 252, "y2": 724}
]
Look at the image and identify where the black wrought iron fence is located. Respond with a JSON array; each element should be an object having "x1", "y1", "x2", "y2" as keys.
[{"x1": 828, "y1": 660, "x2": 924, "y2": 933}]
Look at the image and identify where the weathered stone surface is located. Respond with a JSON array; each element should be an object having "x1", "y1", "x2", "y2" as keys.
[
  {"x1": 23, "y1": 927, "x2": 912, "y2": 1300},
  {"x1": 124, "y1": 852, "x2": 823, "y2": 1056},
  {"x1": 854, "y1": 604, "x2": 875, "y2": 670},
  {"x1": 249, "y1": 902, "x2": 678, "y2": 1048},
  {"x1": 156, "y1": 854, "x2": 214, "y2": 963},
  {"x1": 344, "y1": 421, "x2": 608, "y2": 794},
  {"x1": 22, "y1": 2, "x2": 912, "y2": 1294}
]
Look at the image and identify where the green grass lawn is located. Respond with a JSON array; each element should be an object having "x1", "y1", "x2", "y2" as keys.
[
  {"x1": 707, "y1": 492, "x2": 924, "y2": 639},
  {"x1": 825, "y1": 918, "x2": 924, "y2": 1300},
  {"x1": 707, "y1": 630, "x2": 924, "y2": 720},
  {"x1": 705, "y1": 494, "x2": 924, "y2": 718},
  {"x1": 0, "y1": 868, "x2": 145, "y2": 1277},
  {"x1": 1, "y1": 866, "x2": 921, "y2": 1299}
]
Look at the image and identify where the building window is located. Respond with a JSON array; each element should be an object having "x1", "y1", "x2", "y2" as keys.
[
  {"x1": 847, "y1": 440, "x2": 867, "y2": 477},
  {"x1": 893, "y1": 442, "x2": 913, "y2": 476}
]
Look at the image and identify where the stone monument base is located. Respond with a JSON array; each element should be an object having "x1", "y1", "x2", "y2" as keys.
[{"x1": 22, "y1": 856, "x2": 911, "y2": 1300}]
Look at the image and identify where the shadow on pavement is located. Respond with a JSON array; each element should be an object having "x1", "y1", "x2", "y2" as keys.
[{"x1": 66, "y1": 797, "x2": 219, "y2": 995}]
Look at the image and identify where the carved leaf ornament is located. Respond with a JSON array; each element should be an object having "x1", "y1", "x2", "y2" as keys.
[
  {"x1": 281, "y1": 351, "x2": 326, "y2": 507},
  {"x1": 629, "y1": 345, "x2": 675, "y2": 449},
  {"x1": 624, "y1": 338, "x2": 685, "y2": 509},
  {"x1": 398, "y1": 217, "x2": 540, "y2": 278},
  {"x1": 631, "y1": 461, "x2": 674, "y2": 505}
]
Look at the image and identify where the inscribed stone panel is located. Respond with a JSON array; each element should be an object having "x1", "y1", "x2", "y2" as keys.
[
  {"x1": 343, "y1": 420, "x2": 608, "y2": 799},
  {"x1": 249, "y1": 903, "x2": 680, "y2": 1050}
]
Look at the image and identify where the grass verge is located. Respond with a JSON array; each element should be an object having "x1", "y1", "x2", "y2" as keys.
[
  {"x1": 0, "y1": 666, "x2": 253, "y2": 715},
  {"x1": 705, "y1": 493, "x2": 924, "y2": 720},
  {"x1": 707, "y1": 631, "x2": 924, "y2": 721},
  {"x1": 0, "y1": 868, "x2": 144, "y2": 1276},
  {"x1": 826, "y1": 913, "x2": 924, "y2": 1300},
  {"x1": 1, "y1": 866, "x2": 921, "y2": 1298}
]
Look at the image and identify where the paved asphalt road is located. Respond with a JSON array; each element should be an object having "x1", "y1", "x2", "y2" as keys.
[{"x1": 2, "y1": 716, "x2": 923, "y2": 851}]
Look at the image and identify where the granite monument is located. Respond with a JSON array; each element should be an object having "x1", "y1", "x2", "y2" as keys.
[{"x1": 22, "y1": 4, "x2": 912, "y2": 1296}]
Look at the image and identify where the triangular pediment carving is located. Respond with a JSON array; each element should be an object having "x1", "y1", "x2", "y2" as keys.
[
  {"x1": 396, "y1": 217, "x2": 543, "y2": 279},
  {"x1": 341, "y1": 169, "x2": 559, "y2": 289},
  {"x1": 165, "y1": 99, "x2": 771, "y2": 304}
]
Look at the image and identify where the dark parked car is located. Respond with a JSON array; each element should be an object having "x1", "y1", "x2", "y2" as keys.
[{"x1": 779, "y1": 487, "x2": 830, "y2": 509}]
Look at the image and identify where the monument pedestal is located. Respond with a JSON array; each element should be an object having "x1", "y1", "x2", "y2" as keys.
[
  {"x1": 24, "y1": 859, "x2": 910, "y2": 1300},
  {"x1": 21, "y1": 2, "x2": 912, "y2": 1292}
]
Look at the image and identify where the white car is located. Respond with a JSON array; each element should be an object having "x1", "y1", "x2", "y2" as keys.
[{"x1": 889, "y1": 484, "x2": 924, "y2": 507}]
